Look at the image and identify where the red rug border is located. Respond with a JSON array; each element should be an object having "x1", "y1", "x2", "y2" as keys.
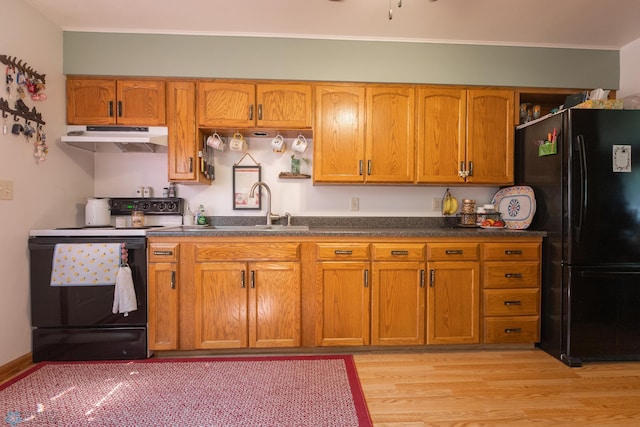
[{"x1": 1, "y1": 354, "x2": 372, "y2": 427}]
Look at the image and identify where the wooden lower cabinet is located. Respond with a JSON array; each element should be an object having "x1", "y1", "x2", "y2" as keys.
[
  {"x1": 148, "y1": 243, "x2": 179, "y2": 350},
  {"x1": 194, "y1": 259, "x2": 301, "y2": 349}
]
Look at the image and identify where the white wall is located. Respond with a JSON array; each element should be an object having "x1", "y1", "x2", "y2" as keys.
[
  {"x1": 0, "y1": 0, "x2": 94, "y2": 366},
  {"x1": 94, "y1": 140, "x2": 497, "y2": 220},
  {"x1": 619, "y1": 38, "x2": 640, "y2": 98}
]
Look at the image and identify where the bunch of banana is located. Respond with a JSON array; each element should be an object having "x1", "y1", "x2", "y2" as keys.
[{"x1": 442, "y1": 188, "x2": 459, "y2": 216}]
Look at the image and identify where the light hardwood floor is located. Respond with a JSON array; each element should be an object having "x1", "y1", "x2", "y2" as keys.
[{"x1": 354, "y1": 348, "x2": 640, "y2": 426}]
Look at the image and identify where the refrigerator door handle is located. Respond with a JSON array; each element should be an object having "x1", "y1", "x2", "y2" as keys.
[{"x1": 574, "y1": 135, "x2": 587, "y2": 243}]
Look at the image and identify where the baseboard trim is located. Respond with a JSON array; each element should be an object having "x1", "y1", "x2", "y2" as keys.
[{"x1": 0, "y1": 353, "x2": 33, "y2": 384}]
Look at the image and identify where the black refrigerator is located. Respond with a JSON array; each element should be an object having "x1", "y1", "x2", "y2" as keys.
[{"x1": 515, "y1": 109, "x2": 640, "y2": 367}]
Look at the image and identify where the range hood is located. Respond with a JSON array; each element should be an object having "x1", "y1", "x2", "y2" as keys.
[{"x1": 61, "y1": 125, "x2": 168, "y2": 153}]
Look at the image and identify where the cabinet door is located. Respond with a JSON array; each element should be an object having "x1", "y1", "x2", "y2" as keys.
[
  {"x1": 427, "y1": 261, "x2": 480, "y2": 344},
  {"x1": 194, "y1": 262, "x2": 248, "y2": 349},
  {"x1": 148, "y1": 262, "x2": 179, "y2": 350},
  {"x1": 167, "y1": 81, "x2": 203, "y2": 182},
  {"x1": 466, "y1": 89, "x2": 514, "y2": 184},
  {"x1": 316, "y1": 261, "x2": 370, "y2": 346},
  {"x1": 256, "y1": 83, "x2": 313, "y2": 128},
  {"x1": 249, "y1": 262, "x2": 301, "y2": 348},
  {"x1": 371, "y1": 261, "x2": 425, "y2": 345},
  {"x1": 365, "y1": 86, "x2": 415, "y2": 183},
  {"x1": 313, "y1": 85, "x2": 366, "y2": 183},
  {"x1": 66, "y1": 78, "x2": 117, "y2": 125},
  {"x1": 117, "y1": 80, "x2": 166, "y2": 126},
  {"x1": 197, "y1": 82, "x2": 255, "y2": 127},
  {"x1": 416, "y1": 87, "x2": 467, "y2": 183}
]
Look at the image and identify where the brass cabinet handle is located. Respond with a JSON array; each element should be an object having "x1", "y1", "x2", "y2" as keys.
[
  {"x1": 250, "y1": 270, "x2": 255, "y2": 289},
  {"x1": 188, "y1": 157, "x2": 193, "y2": 173},
  {"x1": 429, "y1": 269, "x2": 435, "y2": 287},
  {"x1": 420, "y1": 270, "x2": 425, "y2": 288},
  {"x1": 391, "y1": 250, "x2": 409, "y2": 256},
  {"x1": 445, "y1": 249, "x2": 464, "y2": 255},
  {"x1": 249, "y1": 104, "x2": 254, "y2": 120},
  {"x1": 359, "y1": 160, "x2": 363, "y2": 176},
  {"x1": 505, "y1": 250, "x2": 523, "y2": 255},
  {"x1": 170, "y1": 271, "x2": 176, "y2": 289},
  {"x1": 241, "y1": 270, "x2": 245, "y2": 289},
  {"x1": 364, "y1": 269, "x2": 369, "y2": 288},
  {"x1": 504, "y1": 273, "x2": 523, "y2": 278},
  {"x1": 468, "y1": 161, "x2": 474, "y2": 176},
  {"x1": 334, "y1": 250, "x2": 353, "y2": 255},
  {"x1": 367, "y1": 160, "x2": 372, "y2": 175},
  {"x1": 153, "y1": 250, "x2": 173, "y2": 256},
  {"x1": 504, "y1": 328, "x2": 522, "y2": 334},
  {"x1": 257, "y1": 104, "x2": 263, "y2": 120},
  {"x1": 504, "y1": 300, "x2": 522, "y2": 306}
]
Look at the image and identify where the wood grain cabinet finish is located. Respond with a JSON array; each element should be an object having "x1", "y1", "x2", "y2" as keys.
[
  {"x1": 66, "y1": 78, "x2": 166, "y2": 125},
  {"x1": 482, "y1": 242, "x2": 541, "y2": 343},
  {"x1": 313, "y1": 84, "x2": 415, "y2": 184},
  {"x1": 147, "y1": 243, "x2": 179, "y2": 350},
  {"x1": 416, "y1": 87, "x2": 514, "y2": 185},
  {"x1": 193, "y1": 243, "x2": 301, "y2": 349},
  {"x1": 371, "y1": 243, "x2": 426, "y2": 346},
  {"x1": 427, "y1": 243, "x2": 480, "y2": 344},
  {"x1": 166, "y1": 81, "x2": 207, "y2": 183},
  {"x1": 197, "y1": 81, "x2": 312, "y2": 129},
  {"x1": 315, "y1": 243, "x2": 370, "y2": 346}
]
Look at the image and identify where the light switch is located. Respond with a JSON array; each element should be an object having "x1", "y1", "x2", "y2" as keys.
[{"x1": 0, "y1": 180, "x2": 14, "y2": 200}]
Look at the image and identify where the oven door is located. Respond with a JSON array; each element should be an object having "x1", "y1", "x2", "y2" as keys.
[{"x1": 29, "y1": 236, "x2": 147, "y2": 327}]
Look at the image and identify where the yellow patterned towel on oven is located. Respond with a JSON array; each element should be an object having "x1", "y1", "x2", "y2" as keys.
[{"x1": 50, "y1": 243, "x2": 121, "y2": 286}]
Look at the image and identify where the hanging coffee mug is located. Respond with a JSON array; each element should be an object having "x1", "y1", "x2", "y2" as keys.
[
  {"x1": 271, "y1": 134, "x2": 285, "y2": 153},
  {"x1": 291, "y1": 134, "x2": 308, "y2": 154},
  {"x1": 229, "y1": 133, "x2": 247, "y2": 152},
  {"x1": 207, "y1": 132, "x2": 227, "y2": 152}
]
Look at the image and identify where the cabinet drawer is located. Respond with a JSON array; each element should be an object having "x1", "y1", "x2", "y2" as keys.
[
  {"x1": 196, "y1": 242, "x2": 300, "y2": 261},
  {"x1": 483, "y1": 262, "x2": 539, "y2": 288},
  {"x1": 149, "y1": 243, "x2": 179, "y2": 262},
  {"x1": 483, "y1": 243, "x2": 540, "y2": 261},
  {"x1": 317, "y1": 243, "x2": 369, "y2": 260},
  {"x1": 427, "y1": 243, "x2": 479, "y2": 261},
  {"x1": 483, "y1": 289, "x2": 539, "y2": 316},
  {"x1": 371, "y1": 243, "x2": 425, "y2": 261},
  {"x1": 483, "y1": 316, "x2": 540, "y2": 343}
]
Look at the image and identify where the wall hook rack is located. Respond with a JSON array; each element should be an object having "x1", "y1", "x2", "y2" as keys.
[
  {"x1": 0, "y1": 54, "x2": 46, "y2": 84},
  {"x1": 0, "y1": 97, "x2": 46, "y2": 125}
]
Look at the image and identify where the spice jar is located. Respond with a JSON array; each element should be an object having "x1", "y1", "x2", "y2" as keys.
[
  {"x1": 131, "y1": 211, "x2": 145, "y2": 228},
  {"x1": 461, "y1": 199, "x2": 476, "y2": 226}
]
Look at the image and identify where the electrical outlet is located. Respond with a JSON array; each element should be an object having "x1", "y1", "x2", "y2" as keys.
[
  {"x1": 0, "y1": 180, "x2": 13, "y2": 200},
  {"x1": 432, "y1": 197, "x2": 442, "y2": 211},
  {"x1": 350, "y1": 197, "x2": 359, "y2": 211}
]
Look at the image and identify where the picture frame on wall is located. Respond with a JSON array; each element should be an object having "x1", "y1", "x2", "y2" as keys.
[{"x1": 232, "y1": 165, "x2": 261, "y2": 210}]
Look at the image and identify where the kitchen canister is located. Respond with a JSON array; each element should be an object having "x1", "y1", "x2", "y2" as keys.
[
  {"x1": 85, "y1": 197, "x2": 111, "y2": 226},
  {"x1": 461, "y1": 199, "x2": 476, "y2": 226}
]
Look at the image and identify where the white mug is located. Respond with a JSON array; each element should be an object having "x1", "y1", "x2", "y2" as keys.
[
  {"x1": 229, "y1": 133, "x2": 247, "y2": 152},
  {"x1": 271, "y1": 134, "x2": 285, "y2": 153},
  {"x1": 291, "y1": 135, "x2": 308, "y2": 154},
  {"x1": 207, "y1": 132, "x2": 227, "y2": 152}
]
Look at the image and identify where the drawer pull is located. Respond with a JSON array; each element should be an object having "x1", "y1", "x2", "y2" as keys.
[
  {"x1": 391, "y1": 250, "x2": 409, "y2": 256},
  {"x1": 505, "y1": 250, "x2": 523, "y2": 255},
  {"x1": 504, "y1": 328, "x2": 522, "y2": 334},
  {"x1": 504, "y1": 300, "x2": 522, "y2": 306},
  {"x1": 445, "y1": 249, "x2": 463, "y2": 255},
  {"x1": 504, "y1": 273, "x2": 523, "y2": 278},
  {"x1": 153, "y1": 250, "x2": 174, "y2": 256},
  {"x1": 334, "y1": 250, "x2": 353, "y2": 255}
]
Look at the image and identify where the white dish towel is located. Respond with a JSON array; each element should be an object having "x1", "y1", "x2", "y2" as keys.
[{"x1": 112, "y1": 264, "x2": 138, "y2": 316}]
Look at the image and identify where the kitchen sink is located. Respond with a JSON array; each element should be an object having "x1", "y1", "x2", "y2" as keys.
[{"x1": 172, "y1": 225, "x2": 309, "y2": 232}]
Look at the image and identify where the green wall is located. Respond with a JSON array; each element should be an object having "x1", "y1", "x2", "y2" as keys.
[{"x1": 63, "y1": 32, "x2": 620, "y2": 89}]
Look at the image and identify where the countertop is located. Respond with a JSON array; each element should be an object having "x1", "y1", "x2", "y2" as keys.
[{"x1": 147, "y1": 216, "x2": 546, "y2": 238}]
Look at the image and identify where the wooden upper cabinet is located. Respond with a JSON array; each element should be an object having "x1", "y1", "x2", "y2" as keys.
[
  {"x1": 416, "y1": 88, "x2": 467, "y2": 183},
  {"x1": 365, "y1": 86, "x2": 415, "y2": 183},
  {"x1": 314, "y1": 84, "x2": 415, "y2": 184},
  {"x1": 197, "y1": 81, "x2": 312, "y2": 128},
  {"x1": 466, "y1": 89, "x2": 515, "y2": 184},
  {"x1": 314, "y1": 84, "x2": 366, "y2": 183},
  {"x1": 66, "y1": 78, "x2": 166, "y2": 125}
]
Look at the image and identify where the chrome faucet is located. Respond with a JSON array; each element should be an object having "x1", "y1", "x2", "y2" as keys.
[{"x1": 249, "y1": 181, "x2": 281, "y2": 225}]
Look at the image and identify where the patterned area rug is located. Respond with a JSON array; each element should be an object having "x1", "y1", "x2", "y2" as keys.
[{"x1": 1, "y1": 355, "x2": 371, "y2": 426}]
